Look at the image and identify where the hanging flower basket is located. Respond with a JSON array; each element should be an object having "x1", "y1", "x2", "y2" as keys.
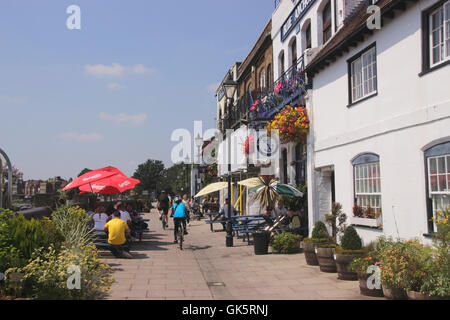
[
  {"x1": 267, "y1": 105, "x2": 310, "y2": 144},
  {"x1": 243, "y1": 134, "x2": 255, "y2": 156}
]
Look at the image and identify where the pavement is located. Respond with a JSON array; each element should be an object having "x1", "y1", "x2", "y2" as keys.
[{"x1": 102, "y1": 208, "x2": 382, "y2": 300}]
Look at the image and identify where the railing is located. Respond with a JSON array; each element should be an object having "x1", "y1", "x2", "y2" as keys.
[{"x1": 221, "y1": 54, "x2": 310, "y2": 131}]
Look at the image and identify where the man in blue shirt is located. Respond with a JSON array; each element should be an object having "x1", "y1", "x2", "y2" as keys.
[{"x1": 170, "y1": 196, "x2": 188, "y2": 243}]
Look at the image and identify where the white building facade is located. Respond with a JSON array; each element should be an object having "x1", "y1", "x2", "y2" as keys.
[{"x1": 305, "y1": 0, "x2": 450, "y2": 244}]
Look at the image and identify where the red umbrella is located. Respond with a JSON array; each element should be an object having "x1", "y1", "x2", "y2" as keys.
[
  {"x1": 78, "y1": 174, "x2": 140, "y2": 195},
  {"x1": 62, "y1": 166, "x2": 122, "y2": 191}
]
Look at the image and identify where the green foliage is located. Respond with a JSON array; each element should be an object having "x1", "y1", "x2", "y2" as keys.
[
  {"x1": 270, "y1": 232, "x2": 302, "y2": 254},
  {"x1": 341, "y1": 226, "x2": 362, "y2": 251},
  {"x1": 16, "y1": 244, "x2": 114, "y2": 300},
  {"x1": 281, "y1": 184, "x2": 307, "y2": 211},
  {"x1": 311, "y1": 221, "x2": 329, "y2": 240},
  {"x1": 51, "y1": 206, "x2": 93, "y2": 248},
  {"x1": 349, "y1": 256, "x2": 377, "y2": 273},
  {"x1": 0, "y1": 209, "x2": 64, "y2": 273},
  {"x1": 132, "y1": 159, "x2": 166, "y2": 195}
]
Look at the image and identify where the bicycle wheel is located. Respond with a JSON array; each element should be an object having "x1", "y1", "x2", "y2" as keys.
[
  {"x1": 162, "y1": 214, "x2": 166, "y2": 230},
  {"x1": 178, "y1": 224, "x2": 184, "y2": 250}
]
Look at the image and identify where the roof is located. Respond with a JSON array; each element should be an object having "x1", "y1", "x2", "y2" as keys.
[{"x1": 306, "y1": 0, "x2": 413, "y2": 76}]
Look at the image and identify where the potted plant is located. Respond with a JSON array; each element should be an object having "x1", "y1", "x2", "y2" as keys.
[
  {"x1": 316, "y1": 243, "x2": 337, "y2": 273},
  {"x1": 350, "y1": 255, "x2": 384, "y2": 297},
  {"x1": 270, "y1": 232, "x2": 303, "y2": 254},
  {"x1": 378, "y1": 238, "x2": 423, "y2": 300},
  {"x1": 334, "y1": 226, "x2": 365, "y2": 280},
  {"x1": 302, "y1": 221, "x2": 330, "y2": 266},
  {"x1": 406, "y1": 209, "x2": 450, "y2": 300}
]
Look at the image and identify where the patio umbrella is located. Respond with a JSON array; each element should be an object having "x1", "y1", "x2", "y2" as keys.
[
  {"x1": 249, "y1": 180, "x2": 304, "y2": 198},
  {"x1": 78, "y1": 174, "x2": 140, "y2": 195},
  {"x1": 62, "y1": 166, "x2": 121, "y2": 191},
  {"x1": 194, "y1": 182, "x2": 228, "y2": 198}
]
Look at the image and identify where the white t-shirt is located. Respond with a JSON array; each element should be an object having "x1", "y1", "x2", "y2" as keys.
[
  {"x1": 274, "y1": 207, "x2": 288, "y2": 217},
  {"x1": 120, "y1": 210, "x2": 131, "y2": 223},
  {"x1": 93, "y1": 213, "x2": 108, "y2": 230}
]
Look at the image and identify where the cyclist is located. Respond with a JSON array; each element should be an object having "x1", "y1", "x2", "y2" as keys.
[
  {"x1": 157, "y1": 190, "x2": 170, "y2": 229},
  {"x1": 170, "y1": 196, "x2": 188, "y2": 243}
]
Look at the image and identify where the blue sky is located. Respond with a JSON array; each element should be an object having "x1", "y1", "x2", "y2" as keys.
[{"x1": 0, "y1": 0, "x2": 274, "y2": 180}]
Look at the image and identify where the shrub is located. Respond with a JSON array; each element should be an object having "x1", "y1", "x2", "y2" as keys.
[
  {"x1": 311, "y1": 221, "x2": 329, "y2": 240},
  {"x1": 51, "y1": 206, "x2": 94, "y2": 248},
  {"x1": 16, "y1": 244, "x2": 114, "y2": 300},
  {"x1": 325, "y1": 202, "x2": 347, "y2": 243},
  {"x1": 341, "y1": 226, "x2": 362, "y2": 251},
  {"x1": 349, "y1": 256, "x2": 378, "y2": 273},
  {"x1": 271, "y1": 232, "x2": 302, "y2": 254}
]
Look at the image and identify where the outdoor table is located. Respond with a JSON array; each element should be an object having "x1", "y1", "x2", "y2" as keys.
[
  {"x1": 204, "y1": 212, "x2": 224, "y2": 232},
  {"x1": 232, "y1": 215, "x2": 268, "y2": 244}
]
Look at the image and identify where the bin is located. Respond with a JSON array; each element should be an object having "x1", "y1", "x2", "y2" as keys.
[{"x1": 253, "y1": 231, "x2": 270, "y2": 255}]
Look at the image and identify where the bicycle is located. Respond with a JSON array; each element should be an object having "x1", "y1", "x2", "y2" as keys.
[
  {"x1": 177, "y1": 219, "x2": 184, "y2": 250},
  {"x1": 160, "y1": 208, "x2": 169, "y2": 230}
]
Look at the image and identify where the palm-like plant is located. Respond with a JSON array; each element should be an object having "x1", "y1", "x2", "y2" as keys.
[{"x1": 252, "y1": 175, "x2": 280, "y2": 212}]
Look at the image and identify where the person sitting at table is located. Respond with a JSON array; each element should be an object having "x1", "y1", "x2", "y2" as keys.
[
  {"x1": 92, "y1": 205, "x2": 108, "y2": 231},
  {"x1": 286, "y1": 208, "x2": 302, "y2": 234},
  {"x1": 103, "y1": 210, "x2": 132, "y2": 259},
  {"x1": 219, "y1": 198, "x2": 238, "y2": 231},
  {"x1": 127, "y1": 203, "x2": 148, "y2": 230},
  {"x1": 274, "y1": 201, "x2": 288, "y2": 218}
]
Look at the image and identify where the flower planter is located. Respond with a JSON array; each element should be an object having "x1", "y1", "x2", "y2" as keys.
[
  {"x1": 406, "y1": 291, "x2": 448, "y2": 300},
  {"x1": 316, "y1": 247, "x2": 337, "y2": 273},
  {"x1": 357, "y1": 271, "x2": 384, "y2": 297},
  {"x1": 383, "y1": 287, "x2": 407, "y2": 300},
  {"x1": 351, "y1": 217, "x2": 379, "y2": 228},
  {"x1": 335, "y1": 253, "x2": 363, "y2": 280},
  {"x1": 302, "y1": 241, "x2": 319, "y2": 266}
]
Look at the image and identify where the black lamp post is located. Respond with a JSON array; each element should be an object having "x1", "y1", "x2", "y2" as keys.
[{"x1": 222, "y1": 72, "x2": 237, "y2": 247}]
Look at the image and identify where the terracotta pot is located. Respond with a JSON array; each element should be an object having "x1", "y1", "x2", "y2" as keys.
[
  {"x1": 302, "y1": 241, "x2": 319, "y2": 266},
  {"x1": 316, "y1": 247, "x2": 337, "y2": 273},
  {"x1": 383, "y1": 286, "x2": 407, "y2": 300},
  {"x1": 407, "y1": 291, "x2": 448, "y2": 300},
  {"x1": 335, "y1": 253, "x2": 363, "y2": 281},
  {"x1": 357, "y1": 271, "x2": 384, "y2": 297}
]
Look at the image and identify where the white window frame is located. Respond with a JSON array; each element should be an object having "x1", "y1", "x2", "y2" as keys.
[
  {"x1": 350, "y1": 46, "x2": 377, "y2": 103},
  {"x1": 260, "y1": 68, "x2": 266, "y2": 90},
  {"x1": 429, "y1": 1, "x2": 450, "y2": 68},
  {"x1": 354, "y1": 162, "x2": 382, "y2": 220},
  {"x1": 427, "y1": 154, "x2": 450, "y2": 231}
]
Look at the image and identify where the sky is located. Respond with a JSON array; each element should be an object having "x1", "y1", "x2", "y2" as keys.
[{"x1": 0, "y1": 0, "x2": 275, "y2": 180}]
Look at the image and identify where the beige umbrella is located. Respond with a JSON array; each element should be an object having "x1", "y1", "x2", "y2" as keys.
[{"x1": 194, "y1": 182, "x2": 228, "y2": 198}]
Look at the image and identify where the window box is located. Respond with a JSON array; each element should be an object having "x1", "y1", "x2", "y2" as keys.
[{"x1": 351, "y1": 216, "x2": 382, "y2": 228}]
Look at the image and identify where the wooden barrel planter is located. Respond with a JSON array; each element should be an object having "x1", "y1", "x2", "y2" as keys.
[
  {"x1": 407, "y1": 291, "x2": 449, "y2": 300},
  {"x1": 383, "y1": 287, "x2": 407, "y2": 300},
  {"x1": 357, "y1": 271, "x2": 384, "y2": 297},
  {"x1": 335, "y1": 253, "x2": 363, "y2": 281},
  {"x1": 303, "y1": 242, "x2": 319, "y2": 266},
  {"x1": 316, "y1": 247, "x2": 337, "y2": 273}
]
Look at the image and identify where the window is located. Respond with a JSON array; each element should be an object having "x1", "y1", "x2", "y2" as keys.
[
  {"x1": 430, "y1": 1, "x2": 450, "y2": 67},
  {"x1": 267, "y1": 64, "x2": 272, "y2": 89},
  {"x1": 305, "y1": 24, "x2": 312, "y2": 49},
  {"x1": 425, "y1": 142, "x2": 450, "y2": 233},
  {"x1": 348, "y1": 43, "x2": 377, "y2": 104},
  {"x1": 291, "y1": 38, "x2": 298, "y2": 66},
  {"x1": 323, "y1": 1, "x2": 332, "y2": 43},
  {"x1": 259, "y1": 69, "x2": 266, "y2": 90},
  {"x1": 279, "y1": 51, "x2": 285, "y2": 77},
  {"x1": 353, "y1": 154, "x2": 382, "y2": 219},
  {"x1": 421, "y1": 1, "x2": 450, "y2": 75}
]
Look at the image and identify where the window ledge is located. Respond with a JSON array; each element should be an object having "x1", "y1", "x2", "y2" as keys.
[
  {"x1": 351, "y1": 217, "x2": 382, "y2": 229},
  {"x1": 419, "y1": 60, "x2": 450, "y2": 77},
  {"x1": 351, "y1": 224, "x2": 383, "y2": 231},
  {"x1": 347, "y1": 92, "x2": 378, "y2": 108}
]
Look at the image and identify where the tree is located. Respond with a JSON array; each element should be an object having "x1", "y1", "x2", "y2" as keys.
[
  {"x1": 160, "y1": 163, "x2": 191, "y2": 196},
  {"x1": 132, "y1": 160, "x2": 165, "y2": 195},
  {"x1": 78, "y1": 168, "x2": 92, "y2": 177}
]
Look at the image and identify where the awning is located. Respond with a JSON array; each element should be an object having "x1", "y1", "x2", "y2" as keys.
[
  {"x1": 237, "y1": 177, "x2": 261, "y2": 188},
  {"x1": 194, "y1": 182, "x2": 228, "y2": 198}
]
